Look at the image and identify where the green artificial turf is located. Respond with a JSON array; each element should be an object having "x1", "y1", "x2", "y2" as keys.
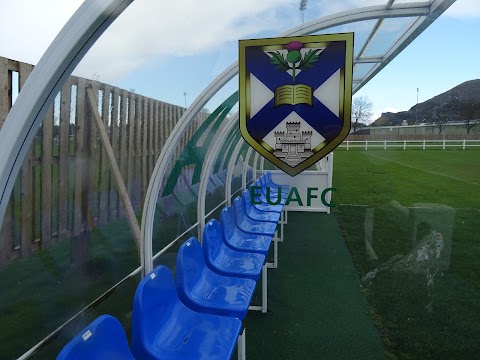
[
  {"x1": 244, "y1": 212, "x2": 385, "y2": 360},
  {"x1": 332, "y1": 149, "x2": 480, "y2": 359}
]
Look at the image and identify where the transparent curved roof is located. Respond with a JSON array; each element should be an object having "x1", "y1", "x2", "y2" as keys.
[{"x1": 313, "y1": 0, "x2": 457, "y2": 94}]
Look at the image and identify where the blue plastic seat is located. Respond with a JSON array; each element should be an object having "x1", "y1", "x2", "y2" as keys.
[
  {"x1": 203, "y1": 219, "x2": 265, "y2": 281},
  {"x1": 56, "y1": 315, "x2": 135, "y2": 360},
  {"x1": 252, "y1": 179, "x2": 286, "y2": 206},
  {"x1": 250, "y1": 181, "x2": 284, "y2": 213},
  {"x1": 233, "y1": 197, "x2": 277, "y2": 236},
  {"x1": 242, "y1": 190, "x2": 281, "y2": 223},
  {"x1": 260, "y1": 175, "x2": 288, "y2": 200},
  {"x1": 176, "y1": 238, "x2": 257, "y2": 320},
  {"x1": 220, "y1": 207, "x2": 272, "y2": 255},
  {"x1": 132, "y1": 265, "x2": 242, "y2": 360},
  {"x1": 265, "y1": 171, "x2": 290, "y2": 192}
]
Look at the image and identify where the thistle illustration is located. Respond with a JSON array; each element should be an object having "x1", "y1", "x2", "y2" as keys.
[{"x1": 267, "y1": 41, "x2": 322, "y2": 82}]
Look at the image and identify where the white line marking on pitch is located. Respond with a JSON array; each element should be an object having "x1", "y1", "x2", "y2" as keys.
[{"x1": 365, "y1": 152, "x2": 480, "y2": 187}]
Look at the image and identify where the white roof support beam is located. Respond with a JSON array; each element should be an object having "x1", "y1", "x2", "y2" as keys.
[{"x1": 355, "y1": 57, "x2": 384, "y2": 63}]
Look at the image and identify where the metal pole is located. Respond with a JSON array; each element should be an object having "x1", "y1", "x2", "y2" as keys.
[{"x1": 415, "y1": 87, "x2": 419, "y2": 125}]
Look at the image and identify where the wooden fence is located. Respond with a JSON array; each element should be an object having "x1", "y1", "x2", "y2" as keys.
[{"x1": 0, "y1": 57, "x2": 207, "y2": 266}]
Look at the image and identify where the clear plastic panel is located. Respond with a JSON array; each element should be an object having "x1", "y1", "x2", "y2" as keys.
[
  {"x1": 353, "y1": 63, "x2": 376, "y2": 80},
  {"x1": 204, "y1": 127, "x2": 239, "y2": 218},
  {"x1": 362, "y1": 17, "x2": 418, "y2": 57},
  {"x1": 0, "y1": 71, "x2": 139, "y2": 359},
  {"x1": 314, "y1": 20, "x2": 378, "y2": 57},
  {"x1": 152, "y1": 91, "x2": 238, "y2": 258}
]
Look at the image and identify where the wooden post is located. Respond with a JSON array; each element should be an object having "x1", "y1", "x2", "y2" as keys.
[
  {"x1": 0, "y1": 57, "x2": 8, "y2": 127},
  {"x1": 0, "y1": 58, "x2": 13, "y2": 264},
  {"x1": 58, "y1": 78, "x2": 72, "y2": 242},
  {"x1": 148, "y1": 98, "x2": 154, "y2": 181},
  {"x1": 127, "y1": 93, "x2": 136, "y2": 205},
  {"x1": 86, "y1": 88, "x2": 141, "y2": 249},
  {"x1": 160, "y1": 102, "x2": 167, "y2": 152},
  {"x1": 110, "y1": 87, "x2": 120, "y2": 220},
  {"x1": 119, "y1": 90, "x2": 128, "y2": 218},
  {"x1": 18, "y1": 63, "x2": 34, "y2": 255},
  {"x1": 404, "y1": 139, "x2": 406, "y2": 150},
  {"x1": 142, "y1": 98, "x2": 148, "y2": 202},
  {"x1": 88, "y1": 81, "x2": 100, "y2": 225},
  {"x1": 98, "y1": 85, "x2": 111, "y2": 225},
  {"x1": 154, "y1": 101, "x2": 159, "y2": 161},
  {"x1": 73, "y1": 78, "x2": 87, "y2": 238},
  {"x1": 463, "y1": 139, "x2": 466, "y2": 150},
  {"x1": 423, "y1": 139, "x2": 426, "y2": 150},
  {"x1": 135, "y1": 96, "x2": 143, "y2": 210}
]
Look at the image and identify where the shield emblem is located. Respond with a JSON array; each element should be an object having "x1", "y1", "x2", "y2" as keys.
[{"x1": 239, "y1": 33, "x2": 353, "y2": 176}]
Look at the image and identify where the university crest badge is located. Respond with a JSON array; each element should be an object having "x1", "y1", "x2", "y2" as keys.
[{"x1": 239, "y1": 34, "x2": 354, "y2": 176}]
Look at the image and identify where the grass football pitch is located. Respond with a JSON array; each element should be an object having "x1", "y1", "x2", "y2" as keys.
[{"x1": 332, "y1": 149, "x2": 480, "y2": 359}]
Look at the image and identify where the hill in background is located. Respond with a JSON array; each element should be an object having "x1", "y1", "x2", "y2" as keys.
[{"x1": 372, "y1": 79, "x2": 480, "y2": 128}]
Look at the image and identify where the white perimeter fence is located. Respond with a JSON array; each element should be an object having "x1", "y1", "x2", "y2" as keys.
[{"x1": 340, "y1": 139, "x2": 480, "y2": 150}]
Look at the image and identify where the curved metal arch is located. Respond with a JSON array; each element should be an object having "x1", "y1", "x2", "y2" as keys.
[
  {"x1": 196, "y1": 115, "x2": 238, "y2": 241},
  {"x1": 242, "y1": 147, "x2": 254, "y2": 190},
  {"x1": 225, "y1": 140, "x2": 246, "y2": 206},
  {"x1": 252, "y1": 152, "x2": 259, "y2": 180},
  {"x1": 0, "y1": 0, "x2": 133, "y2": 228},
  {"x1": 140, "y1": 1, "x2": 454, "y2": 271}
]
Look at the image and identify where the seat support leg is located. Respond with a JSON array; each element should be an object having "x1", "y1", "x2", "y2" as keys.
[
  {"x1": 266, "y1": 235, "x2": 278, "y2": 269},
  {"x1": 248, "y1": 264, "x2": 268, "y2": 313},
  {"x1": 238, "y1": 328, "x2": 246, "y2": 360},
  {"x1": 262, "y1": 264, "x2": 268, "y2": 313}
]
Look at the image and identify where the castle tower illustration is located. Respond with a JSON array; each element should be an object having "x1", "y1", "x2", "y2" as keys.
[{"x1": 273, "y1": 122, "x2": 314, "y2": 166}]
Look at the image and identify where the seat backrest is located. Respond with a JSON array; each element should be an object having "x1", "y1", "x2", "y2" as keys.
[
  {"x1": 233, "y1": 196, "x2": 247, "y2": 223},
  {"x1": 250, "y1": 179, "x2": 261, "y2": 190},
  {"x1": 176, "y1": 238, "x2": 204, "y2": 299},
  {"x1": 203, "y1": 219, "x2": 223, "y2": 264},
  {"x1": 132, "y1": 265, "x2": 177, "y2": 356},
  {"x1": 57, "y1": 315, "x2": 134, "y2": 360},
  {"x1": 260, "y1": 175, "x2": 267, "y2": 187},
  {"x1": 242, "y1": 190, "x2": 255, "y2": 211},
  {"x1": 220, "y1": 207, "x2": 236, "y2": 241},
  {"x1": 266, "y1": 171, "x2": 272, "y2": 183}
]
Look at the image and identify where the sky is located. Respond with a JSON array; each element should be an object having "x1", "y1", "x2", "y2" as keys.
[{"x1": 0, "y1": 0, "x2": 479, "y2": 122}]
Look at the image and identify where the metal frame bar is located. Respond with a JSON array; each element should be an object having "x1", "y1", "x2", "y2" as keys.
[
  {"x1": 242, "y1": 147, "x2": 253, "y2": 190},
  {"x1": 248, "y1": 264, "x2": 269, "y2": 313},
  {"x1": 252, "y1": 153, "x2": 259, "y2": 180},
  {"x1": 226, "y1": 140, "x2": 246, "y2": 206},
  {"x1": 237, "y1": 328, "x2": 246, "y2": 360},
  {"x1": 197, "y1": 116, "x2": 237, "y2": 240}
]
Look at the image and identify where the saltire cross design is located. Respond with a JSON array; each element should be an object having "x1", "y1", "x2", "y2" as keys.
[{"x1": 239, "y1": 34, "x2": 353, "y2": 176}]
